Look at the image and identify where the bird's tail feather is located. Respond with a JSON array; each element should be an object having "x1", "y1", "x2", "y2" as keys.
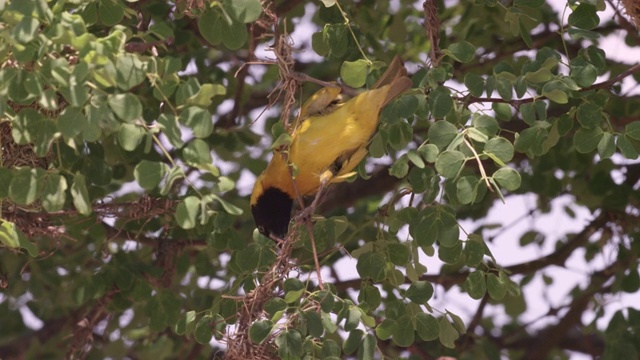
[{"x1": 373, "y1": 55, "x2": 413, "y2": 108}]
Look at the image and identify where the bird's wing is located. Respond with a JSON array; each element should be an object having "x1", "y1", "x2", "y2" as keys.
[
  {"x1": 319, "y1": 145, "x2": 368, "y2": 184},
  {"x1": 373, "y1": 56, "x2": 413, "y2": 108},
  {"x1": 298, "y1": 85, "x2": 343, "y2": 120}
]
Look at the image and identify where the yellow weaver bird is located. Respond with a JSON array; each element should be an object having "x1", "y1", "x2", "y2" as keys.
[{"x1": 251, "y1": 56, "x2": 412, "y2": 238}]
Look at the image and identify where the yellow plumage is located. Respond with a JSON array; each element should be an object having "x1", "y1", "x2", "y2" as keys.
[{"x1": 251, "y1": 56, "x2": 412, "y2": 238}]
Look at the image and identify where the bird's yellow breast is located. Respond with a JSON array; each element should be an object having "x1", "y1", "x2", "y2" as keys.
[{"x1": 252, "y1": 85, "x2": 392, "y2": 202}]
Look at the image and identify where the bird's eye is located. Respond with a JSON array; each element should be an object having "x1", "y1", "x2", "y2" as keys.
[{"x1": 257, "y1": 226, "x2": 267, "y2": 236}]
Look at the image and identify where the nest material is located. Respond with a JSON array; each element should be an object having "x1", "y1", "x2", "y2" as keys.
[
  {"x1": 0, "y1": 121, "x2": 53, "y2": 169},
  {"x1": 2, "y1": 91, "x2": 66, "y2": 169},
  {"x1": 621, "y1": 0, "x2": 640, "y2": 29}
]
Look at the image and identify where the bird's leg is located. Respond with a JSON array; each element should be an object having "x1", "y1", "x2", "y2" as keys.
[
  {"x1": 295, "y1": 173, "x2": 330, "y2": 222},
  {"x1": 294, "y1": 172, "x2": 332, "y2": 291}
]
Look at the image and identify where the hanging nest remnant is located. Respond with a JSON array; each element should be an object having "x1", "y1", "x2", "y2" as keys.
[
  {"x1": 621, "y1": 0, "x2": 640, "y2": 29},
  {"x1": 2, "y1": 92, "x2": 67, "y2": 169},
  {"x1": 0, "y1": 121, "x2": 53, "y2": 169}
]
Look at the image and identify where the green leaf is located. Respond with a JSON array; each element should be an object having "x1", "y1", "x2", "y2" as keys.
[
  {"x1": 276, "y1": 329, "x2": 304, "y2": 360},
  {"x1": 571, "y1": 63, "x2": 598, "y2": 87},
  {"x1": 438, "y1": 317, "x2": 459, "y2": 349},
  {"x1": 183, "y1": 139, "x2": 213, "y2": 165},
  {"x1": 134, "y1": 161, "x2": 168, "y2": 190},
  {"x1": 199, "y1": 9, "x2": 224, "y2": 45},
  {"x1": 495, "y1": 75, "x2": 513, "y2": 101},
  {"x1": 472, "y1": 115, "x2": 499, "y2": 137},
  {"x1": 388, "y1": 243, "x2": 411, "y2": 266},
  {"x1": 456, "y1": 176, "x2": 478, "y2": 205},
  {"x1": 464, "y1": 73, "x2": 484, "y2": 97},
  {"x1": 389, "y1": 156, "x2": 409, "y2": 178},
  {"x1": 71, "y1": 173, "x2": 92, "y2": 215},
  {"x1": 493, "y1": 102, "x2": 513, "y2": 121},
  {"x1": 174, "y1": 310, "x2": 196, "y2": 336},
  {"x1": 194, "y1": 316, "x2": 213, "y2": 344},
  {"x1": 415, "y1": 313, "x2": 439, "y2": 341},
  {"x1": 41, "y1": 174, "x2": 68, "y2": 212},
  {"x1": 340, "y1": 59, "x2": 369, "y2": 88},
  {"x1": 311, "y1": 31, "x2": 330, "y2": 56},
  {"x1": 568, "y1": 4, "x2": 599, "y2": 30},
  {"x1": 428, "y1": 120, "x2": 458, "y2": 150},
  {"x1": 0, "y1": 220, "x2": 20, "y2": 249},
  {"x1": 464, "y1": 235, "x2": 485, "y2": 267},
  {"x1": 392, "y1": 315, "x2": 415, "y2": 347},
  {"x1": 176, "y1": 196, "x2": 201, "y2": 230},
  {"x1": 356, "y1": 252, "x2": 387, "y2": 282},
  {"x1": 0, "y1": 168, "x2": 13, "y2": 199},
  {"x1": 224, "y1": 0, "x2": 262, "y2": 23},
  {"x1": 357, "y1": 333, "x2": 376, "y2": 360},
  {"x1": 524, "y1": 67, "x2": 553, "y2": 83},
  {"x1": 211, "y1": 194, "x2": 243, "y2": 215},
  {"x1": 117, "y1": 123, "x2": 146, "y2": 151},
  {"x1": 438, "y1": 240, "x2": 462, "y2": 263},
  {"x1": 487, "y1": 273, "x2": 507, "y2": 300},
  {"x1": 375, "y1": 319, "x2": 397, "y2": 340},
  {"x1": 417, "y1": 144, "x2": 439, "y2": 164},
  {"x1": 325, "y1": 24, "x2": 349, "y2": 57},
  {"x1": 343, "y1": 329, "x2": 363, "y2": 355},
  {"x1": 617, "y1": 135, "x2": 639, "y2": 159},
  {"x1": 485, "y1": 137, "x2": 514, "y2": 163},
  {"x1": 160, "y1": 167, "x2": 184, "y2": 196},
  {"x1": 283, "y1": 278, "x2": 305, "y2": 304},
  {"x1": 429, "y1": 87, "x2": 453, "y2": 118},
  {"x1": 156, "y1": 114, "x2": 184, "y2": 147},
  {"x1": 597, "y1": 132, "x2": 616, "y2": 159},
  {"x1": 344, "y1": 307, "x2": 362, "y2": 331},
  {"x1": 406, "y1": 150, "x2": 425, "y2": 169},
  {"x1": 448, "y1": 312, "x2": 466, "y2": 334},
  {"x1": 249, "y1": 320, "x2": 273, "y2": 344},
  {"x1": 108, "y1": 93, "x2": 142, "y2": 122},
  {"x1": 406, "y1": 281, "x2": 434, "y2": 304},
  {"x1": 515, "y1": 0, "x2": 544, "y2": 6},
  {"x1": 180, "y1": 107, "x2": 213, "y2": 138},
  {"x1": 577, "y1": 103, "x2": 604, "y2": 129},
  {"x1": 574, "y1": 127, "x2": 604, "y2": 153},
  {"x1": 222, "y1": 19, "x2": 248, "y2": 50},
  {"x1": 539, "y1": 85, "x2": 564, "y2": 104},
  {"x1": 9, "y1": 167, "x2": 44, "y2": 206},
  {"x1": 116, "y1": 54, "x2": 147, "y2": 91},
  {"x1": 304, "y1": 310, "x2": 324, "y2": 338},
  {"x1": 13, "y1": 16, "x2": 40, "y2": 43},
  {"x1": 411, "y1": 206, "x2": 459, "y2": 248},
  {"x1": 621, "y1": 268, "x2": 640, "y2": 293},
  {"x1": 625, "y1": 122, "x2": 640, "y2": 141},
  {"x1": 393, "y1": 94, "x2": 419, "y2": 118},
  {"x1": 463, "y1": 270, "x2": 487, "y2": 299},
  {"x1": 514, "y1": 125, "x2": 548, "y2": 155},
  {"x1": 98, "y1": 0, "x2": 124, "y2": 26},
  {"x1": 387, "y1": 269, "x2": 405, "y2": 286},
  {"x1": 58, "y1": 107, "x2": 85, "y2": 139},
  {"x1": 264, "y1": 298, "x2": 287, "y2": 318},
  {"x1": 358, "y1": 282, "x2": 382, "y2": 310},
  {"x1": 466, "y1": 127, "x2": 489, "y2": 143},
  {"x1": 388, "y1": 120, "x2": 413, "y2": 151},
  {"x1": 0, "y1": 220, "x2": 38, "y2": 257},
  {"x1": 445, "y1": 41, "x2": 475, "y2": 63},
  {"x1": 12, "y1": 108, "x2": 57, "y2": 156},
  {"x1": 492, "y1": 167, "x2": 521, "y2": 191},
  {"x1": 187, "y1": 84, "x2": 226, "y2": 108},
  {"x1": 435, "y1": 150, "x2": 465, "y2": 179}
]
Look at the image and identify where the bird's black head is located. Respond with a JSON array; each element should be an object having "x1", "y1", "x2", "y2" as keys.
[{"x1": 251, "y1": 187, "x2": 294, "y2": 239}]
